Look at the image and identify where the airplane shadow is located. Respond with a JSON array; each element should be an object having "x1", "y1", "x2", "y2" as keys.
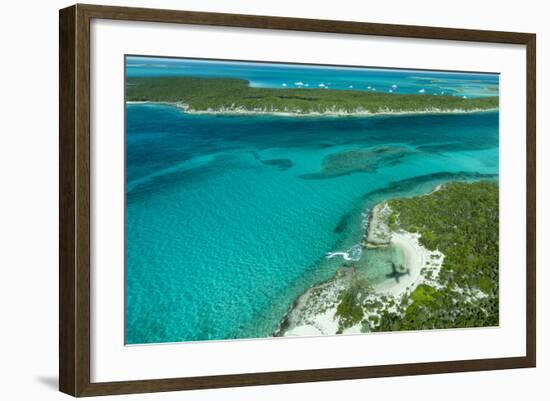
[{"x1": 386, "y1": 262, "x2": 411, "y2": 283}]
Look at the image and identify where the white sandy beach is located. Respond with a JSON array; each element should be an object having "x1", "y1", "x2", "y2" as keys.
[
  {"x1": 283, "y1": 309, "x2": 362, "y2": 337},
  {"x1": 373, "y1": 231, "x2": 429, "y2": 297},
  {"x1": 283, "y1": 310, "x2": 339, "y2": 337}
]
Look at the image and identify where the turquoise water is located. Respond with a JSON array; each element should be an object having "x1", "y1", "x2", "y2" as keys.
[
  {"x1": 125, "y1": 104, "x2": 499, "y2": 344},
  {"x1": 126, "y1": 56, "x2": 498, "y2": 98},
  {"x1": 125, "y1": 58, "x2": 499, "y2": 344}
]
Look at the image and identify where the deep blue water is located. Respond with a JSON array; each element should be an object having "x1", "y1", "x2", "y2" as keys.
[{"x1": 126, "y1": 56, "x2": 499, "y2": 98}]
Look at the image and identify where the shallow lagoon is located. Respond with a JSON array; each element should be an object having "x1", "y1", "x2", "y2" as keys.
[{"x1": 125, "y1": 104, "x2": 498, "y2": 344}]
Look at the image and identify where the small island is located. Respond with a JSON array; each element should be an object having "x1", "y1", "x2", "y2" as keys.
[
  {"x1": 126, "y1": 77, "x2": 499, "y2": 116},
  {"x1": 275, "y1": 181, "x2": 499, "y2": 336}
]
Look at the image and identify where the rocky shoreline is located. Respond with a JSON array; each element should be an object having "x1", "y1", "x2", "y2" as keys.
[
  {"x1": 126, "y1": 101, "x2": 497, "y2": 118},
  {"x1": 274, "y1": 267, "x2": 357, "y2": 337},
  {"x1": 176, "y1": 103, "x2": 498, "y2": 118},
  {"x1": 363, "y1": 202, "x2": 393, "y2": 247}
]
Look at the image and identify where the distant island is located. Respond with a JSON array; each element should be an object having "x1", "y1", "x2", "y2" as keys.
[
  {"x1": 126, "y1": 77, "x2": 499, "y2": 116},
  {"x1": 276, "y1": 181, "x2": 499, "y2": 337}
]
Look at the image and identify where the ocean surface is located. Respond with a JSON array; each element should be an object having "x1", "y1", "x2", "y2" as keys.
[
  {"x1": 126, "y1": 56, "x2": 499, "y2": 98},
  {"x1": 125, "y1": 59, "x2": 499, "y2": 344}
]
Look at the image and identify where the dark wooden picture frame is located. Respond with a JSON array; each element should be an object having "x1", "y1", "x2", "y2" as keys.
[{"x1": 59, "y1": 3, "x2": 536, "y2": 397}]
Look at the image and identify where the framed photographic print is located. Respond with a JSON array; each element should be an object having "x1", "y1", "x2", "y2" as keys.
[{"x1": 59, "y1": 4, "x2": 536, "y2": 397}]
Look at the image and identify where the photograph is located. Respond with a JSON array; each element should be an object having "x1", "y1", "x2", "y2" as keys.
[
  {"x1": 0, "y1": 0, "x2": 543, "y2": 398},
  {"x1": 124, "y1": 56, "x2": 500, "y2": 345}
]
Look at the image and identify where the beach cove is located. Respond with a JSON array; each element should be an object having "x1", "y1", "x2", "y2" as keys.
[
  {"x1": 276, "y1": 199, "x2": 446, "y2": 337},
  {"x1": 277, "y1": 181, "x2": 498, "y2": 337}
]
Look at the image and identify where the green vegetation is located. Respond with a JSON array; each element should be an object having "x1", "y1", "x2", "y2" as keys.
[
  {"x1": 335, "y1": 281, "x2": 365, "y2": 332},
  {"x1": 411, "y1": 284, "x2": 439, "y2": 303},
  {"x1": 126, "y1": 77, "x2": 499, "y2": 115},
  {"x1": 388, "y1": 211, "x2": 399, "y2": 231},
  {"x1": 374, "y1": 181, "x2": 499, "y2": 331},
  {"x1": 331, "y1": 181, "x2": 499, "y2": 333}
]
